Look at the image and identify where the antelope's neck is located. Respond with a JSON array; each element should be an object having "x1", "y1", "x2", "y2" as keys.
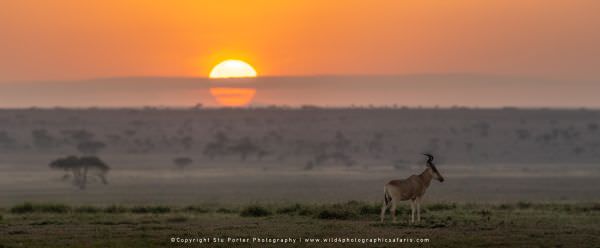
[{"x1": 419, "y1": 167, "x2": 433, "y2": 188}]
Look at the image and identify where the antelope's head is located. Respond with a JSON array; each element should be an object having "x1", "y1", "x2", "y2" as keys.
[{"x1": 423, "y1": 153, "x2": 444, "y2": 182}]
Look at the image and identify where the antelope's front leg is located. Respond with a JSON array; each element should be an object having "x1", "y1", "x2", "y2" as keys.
[
  {"x1": 391, "y1": 201, "x2": 397, "y2": 223},
  {"x1": 410, "y1": 200, "x2": 415, "y2": 224},
  {"x1": 416, "y1": 197, "x2": 421, "y2": 223}
]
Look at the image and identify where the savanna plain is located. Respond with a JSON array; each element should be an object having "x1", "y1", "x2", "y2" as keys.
[{"x1": 1, "y1": 108, "x2": 599, "y2": 247}]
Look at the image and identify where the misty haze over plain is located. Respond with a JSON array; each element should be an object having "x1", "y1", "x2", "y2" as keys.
[
  {"x1": 1, "y1": 107, "x2": 599, "y2": 205},
  {"x1": 1, "y1": 75, "x2": 599, "y2": 108}
]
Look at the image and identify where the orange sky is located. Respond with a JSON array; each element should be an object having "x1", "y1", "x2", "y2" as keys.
[{"x1": 1, "y1": 0, "x2": 599, "y2": 82}]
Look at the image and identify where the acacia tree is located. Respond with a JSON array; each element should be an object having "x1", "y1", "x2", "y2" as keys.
[
  {"x1": 203, "y1": 132, "x2": 229, "y2": 159},
  {"x1": 229, "y1": 137, "x2": 261, "y2": 161},
  {"x1": 49, "y1": 156, "x2": 110, "y2": 189}
]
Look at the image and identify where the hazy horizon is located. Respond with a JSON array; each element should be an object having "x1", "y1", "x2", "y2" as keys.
[{"x1": 1, "y1": 74, "x2": 599, "y2": 108}]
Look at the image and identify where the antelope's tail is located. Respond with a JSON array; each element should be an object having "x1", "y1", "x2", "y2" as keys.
[{"x1": 383, "y1": 185, "x2": 392, "y2": 206}]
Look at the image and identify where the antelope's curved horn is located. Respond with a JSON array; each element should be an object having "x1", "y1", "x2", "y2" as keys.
[{"x1": 423, "y1": 153, "x2": 434, "y2": 163}]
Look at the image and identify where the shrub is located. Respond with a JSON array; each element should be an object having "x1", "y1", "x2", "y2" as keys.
[
  {"x1": 496, "y1": 203, "x2": 514, "y2": 210},
  {"x1": 183, "y1": 206, "x2": 211, "y2": 213},
  {"x1": 275, "y1": 204, "x2": 315, "y2": 216},
  {"x1": 359, "y1": 204, "x2": 381, "y2": 215},
  {"x1": 216, "y1": 208, "x2": 237, "y2": 214},
  {"x1": 317, "y1": 209, "x2": 357, "y2": 220},
  {"x1": 570, "y1": 203, "x2": 600, "y2": 212},
  {"x1": 478, "y1": 209, "x2": 492, "y2": 216},
  {"x1": 11, "y1": 202, "x2": 34, "y2": 214},
  {"x1": 11, "y1": 203, "x2": 70, "y2": 214},
  {"x1": 590, "y1": 203, "x2": 600, "y2": 212},
  {"x1": 298, "y1": 207, "x2": 315, "y2": 216},
  {"x1": 276, "y1": 204, "x2": 303, "y2": 215},
  {"x1": 104, "y1": 205, "x2": 128, "y2": 213},
  {"x1": 131, "y1": 206, "x2": 171, "y2": 214},
  {"x1": 517, "y1": 201, "x2": 532, "y2": 209},
  {"x1": 240, "y1": 205, "x2": 272, "y2": 217},
  {"x1": 427, "y1": 203, "x2": 457, "y2": 211},
  {"x1": 167, "y1": 216, "x2": 189, "y2": 223},
  {"x1": 74, "y1": 206, "x2": 101, "y2": 213},
  {"x1": 39, "y1": 204, "x2": 70, "y2": 213}
]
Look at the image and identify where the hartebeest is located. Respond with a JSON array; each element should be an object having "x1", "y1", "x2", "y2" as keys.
[{"x1": 381, "y1": 154, "x2": 444, "y2": 223}]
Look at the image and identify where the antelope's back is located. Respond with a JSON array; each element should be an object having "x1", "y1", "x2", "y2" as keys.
[{"x1": 386, "y1": 175, "x2": 422, "y2": 200}]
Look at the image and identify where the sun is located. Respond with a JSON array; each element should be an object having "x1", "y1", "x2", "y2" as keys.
[
  {"x1": 208, "y1": 59, "x2": 258, "y2": 107},
  {"x1": 209, "y1": 59, "x2": 257, "y2": 79}
]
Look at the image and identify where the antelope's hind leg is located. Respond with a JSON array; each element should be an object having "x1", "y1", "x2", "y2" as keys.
[
  {"x1": 391, "y1": 200, "x2": 398, "y2": 223},
  {"x1": 380, "y1": 199, "x2": 390, "y2": 222}
]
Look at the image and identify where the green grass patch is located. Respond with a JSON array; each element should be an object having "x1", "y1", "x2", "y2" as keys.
[
  {"x1": 276, "y1": 203, "x2": 315, "y2": 216},
  {"x1": 11, "y1": 202, "x2": 70, "y2": 214},
  {"x1": 276, "y1": 203, "x2": 303, "y2": 214},
  {"x1": 183, "y1": 205, "x2": 211, "y2": 213},
  {"x1": 240, "y1": 205, "x2": 272, "y2": 217},
  {"x1": 166, "y1": 216, "x2": 188, "y2": 223},
  {"x1": 359, "y1": 204, "x2": 381, "y2": 215},
  {"x1": 427, "y1": 202, "x2": 457, "y2": 211},
  {"x1": 130, "y1": 206, "x2": 171, "y2": 214},
  {"x1": 317, "y1": 208, "x2": 357, "y2": 220},
  {"x1": 495, "y1": 203, "x2": 515, "y2": 210},
  {"x1": 216, "y1": 207, "x2": 238, "y2": 214},
  {"x1": 1, "y1": 202, "x2": 599, "y2": 247},
  {"x1": 104, "y1": 205, "x2": 128, "y2": 213},
  {"x1": 74, "y1": 205, "x2": 101, "y2": 213},
  {"x1": 517, "y1": 201, "x2": 532, "y2": 209}
]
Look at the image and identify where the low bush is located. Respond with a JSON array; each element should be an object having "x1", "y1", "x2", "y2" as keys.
[
  {"x1": 130, "y1": 206, "x2": 171, "y2": 214},
  {"x1": 216, "y1": 208, "x2": 236, "y2": 214},
  {"x1": 276, "y1": 203, "x2": 315, "y2": 216},
  {"x1": 317, "y1": 209, "x2": 357, "y2": 220},
  {"x1": 11, "y1": 202, "x2": 70, "y2": 214},
  {"x1": 427, "y1": 203, "x2": 457, "y2": 211},
  {"x1": 74, "y1": 206, "x2": 101, "y2": 213},
  {"x1": 104, "y1": 205, "x2": 128, "y2": 213},
  {"x1": 11, "y1": 202, "x2": 34, "y2": 214},
  {"x1": 276, "y1": 204, "x2": 303, "y2": 215},
  {"x1": 40, "y1": 204, "x2": 70, "y2": 213},
  {"x1": 166, "y1": 216, "x2": 188, "y2": 223},
  {"x1": 517, "y1": 201, "x2": 532, "y2": 209},
  {"x1": 183, "y1": 206, "x2": 211, "y2": 213},
  {"x1": 359, "y1": 204, "x2": 381, "y2": 215},
  {"x1": 240, "y1": 205, "x2": 272, "y2": 217},
  {"x1": 496, "y1": 203, "x2": 514, "y2": 210},
  {"x1": 579, "y1": 203, "x2": 600, "y2": 212}
]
